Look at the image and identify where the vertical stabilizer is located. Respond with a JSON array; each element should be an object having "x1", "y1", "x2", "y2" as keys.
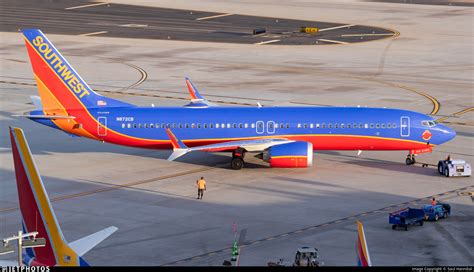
[
  {"x1": 356, "y1": 221, "x2": 372, "y2": 267},
  {"x1": 10, "y1": 127, "x2": 80, "y2": 266}
]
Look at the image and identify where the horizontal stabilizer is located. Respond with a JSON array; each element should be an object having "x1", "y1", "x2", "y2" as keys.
[
  {"x1": 13, "y1": 114, "x2": 76, "y2": 119},
  {"x1": 30, "y1": 95, "x2": 43, "y2": 110},
  {"x1": 184, "y1": 77, "x2": 216, "y2": 108},
  {"x1": 70, "y1": 226, "x2": 118, "y2": 256}
]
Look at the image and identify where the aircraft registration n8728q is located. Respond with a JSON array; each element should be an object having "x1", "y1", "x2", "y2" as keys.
[{"x1": 20, "y1": 29, "x2": 456, "y2": 169}]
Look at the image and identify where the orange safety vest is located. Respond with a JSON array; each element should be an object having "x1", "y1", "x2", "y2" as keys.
[{"x1": 197, "y1": 179, "x2": 206, "y2": 189}]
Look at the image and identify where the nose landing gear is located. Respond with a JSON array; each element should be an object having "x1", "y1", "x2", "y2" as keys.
[{"x1": 406, "y1": 154, "x2": 416, "y2": 165}]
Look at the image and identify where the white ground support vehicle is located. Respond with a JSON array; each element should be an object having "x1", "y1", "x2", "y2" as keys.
[
  {"x1": 438, "y1": 159, "x2": 472, "y2": 177},
  {"x1": 292, "y1": 247, "x2": 320, "y2": 267},
  {"x1": 267, "y1": 247, "x2": 321, "y2": 267}
]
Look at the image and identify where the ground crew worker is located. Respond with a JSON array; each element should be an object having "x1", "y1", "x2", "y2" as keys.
[
  {"x1": 196, "y1": 177, "x2": 206, "y2": 199},
  {"x1": 431, "y1": 197, "x2": 437, "y2": 206},
  {"x1": 445, "y1": 155, "x2": 451, "y2": 161}
]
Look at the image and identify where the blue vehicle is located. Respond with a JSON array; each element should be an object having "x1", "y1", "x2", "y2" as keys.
[
  {"x1": 389, "y1": 208, "x2": 424, "y2": 231},
  {"x1": 423, "y1": 203, "x2": 451, "y2": 221}
]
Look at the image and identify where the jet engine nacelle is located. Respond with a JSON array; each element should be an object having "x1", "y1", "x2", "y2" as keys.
[{"x1": 263, "y1": 141, "x2": 313, "y2": 168}]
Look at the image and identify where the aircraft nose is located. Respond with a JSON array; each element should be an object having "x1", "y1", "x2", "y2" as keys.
[{"x1": 438, "y1": 124, "x2": 456, "y2": 143}]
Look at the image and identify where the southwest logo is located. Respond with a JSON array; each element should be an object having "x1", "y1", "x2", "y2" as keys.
[
  {"x1": 422, "y1": 130, "x2": 432, "y2": 141},
  {"x1": 32, "y1": 36, "x2": 90, "y2": 99}
]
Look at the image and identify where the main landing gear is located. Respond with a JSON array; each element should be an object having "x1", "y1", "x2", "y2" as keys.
[
  {"x1": 406, "y1": 154, "x2": 416, "y2": 165},
  {"x1": 231, "y1": 148, "x2": 246, "y2": 170}
]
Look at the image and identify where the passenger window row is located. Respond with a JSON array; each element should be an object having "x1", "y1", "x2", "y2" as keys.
[
  {"x1": 120, "y1": 122, "x2": 398, "y2": 129},
  {"x1": 297, "y1": 123, "x2": 398, "y2": 129},
  {"x1": 121, "y1": 123, "x2": 254, "y2": 129}
]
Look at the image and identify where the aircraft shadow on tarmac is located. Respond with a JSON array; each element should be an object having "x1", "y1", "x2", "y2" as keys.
[{"x1": 319, "y1": 150, "x2": 439, "y2": 176}]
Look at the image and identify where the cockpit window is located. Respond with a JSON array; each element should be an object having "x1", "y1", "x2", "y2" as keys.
[{"x1": 421, "y1": 120, "x2": 437, "y2": 127}]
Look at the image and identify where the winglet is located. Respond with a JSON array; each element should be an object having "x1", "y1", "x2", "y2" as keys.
[
  {"x1": 165, "y1": 128, "x2": 190, "y2": 161},
  {"x1": 165, "y1": 128, "x2": 187, "y2": 149},
  {"x1": 356, "y1": 220, "x2": 372, "y2": 267},
  {"x1": 185, "y1": 77, "x2": 204, "y2": 100}
]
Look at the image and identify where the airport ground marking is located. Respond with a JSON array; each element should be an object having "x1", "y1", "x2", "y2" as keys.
[
  {"x1": 78, "y1": 31, "x2": 108, "y2": 37},
  {"x1": 196, "y1": 13, "x2": 233, "y2": 21},
  {"x1": 341, "y1": 33, "x2": 394, "y2": 37},
  {"x1": 161, "y1": 185, "x2": 474, "y2": 266},
  {"x1": 0, "y1": 79, "x2": 261, "y2": 107},
  {"x1": 436, "y1": 107, "x2": 474, "y2": 123},
  {"x1": 0, "y1": 167, "x2": 213, "y2": 213},
  {"x1": 317, "y1": 39, "x2": 349, "y2": 45},
  {"x1": 318, "y1": 24, "x2": 355, "y2": 32},
  {"x1": 0, "y1": 69, "x2": 442, "y2": 116},
  {"x1": 65, "y1": 2, "x2": 109, "y2": 10},
  {"x1": 361, "y1": 77, "x2": 440, "y2": 115},
  {"x1": 119, "y1": 24, "x2": 148, "y2": 28},
  {"x1": 254, "y1": 39, "x2": 281, "y2": 45},
  {"x1": 120, "y1": 63, "x2": 148, "y2": 90}
]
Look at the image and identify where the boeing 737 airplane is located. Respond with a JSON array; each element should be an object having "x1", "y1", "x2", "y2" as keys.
[
  {"x1": 20, "y1": 29, "x2": 456, "y2": 169},
  {"x1": 9, "y1": 127, "x2": 117, "y2": 266}
]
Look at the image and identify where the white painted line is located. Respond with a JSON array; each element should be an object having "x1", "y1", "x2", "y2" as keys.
[
  {"x1": 254, "y1": 39, "x2": 280, "y2": 45},
  {"x1": 341, "y1": 33, "x2": 394, "y2": 37},
  {"x1": 317, "y1": 39, "x2": 349, "y2": 45},
  {"x1": 318, "y1": 24, "x2": 355, "y2": 32},
  {"x1": 78, "y1": 31, "x2": 108, "y2": 37},
  {"x1": 65, "y1": 2, "x2": 108, "y2": 10},
  {"x1": 196, "y1": 13, "x2": 233, "y2": 21},
  {"x1": 120, "y1": 24, "x2": 148, "y2": 28}
]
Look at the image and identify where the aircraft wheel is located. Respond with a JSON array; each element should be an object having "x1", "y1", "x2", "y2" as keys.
[
  {"x1": 231, "y1": 157, "x2": 244, "y2": 170},
  {"x1": 438, "y1": 162, "x2": 444, "y2": 174},
  {"x1": 406, "y1": 157, "x2": 413, "y2": 165}
]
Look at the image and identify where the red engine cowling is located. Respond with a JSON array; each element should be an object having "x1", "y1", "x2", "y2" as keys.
[{"x1": 263, "y1": 141, "x2": 313, "y2": 168}]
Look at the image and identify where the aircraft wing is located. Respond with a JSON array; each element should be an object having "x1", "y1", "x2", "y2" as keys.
[
  {"x1": 183, "y1": 77, "x2": 217, "y2": 108},
  {"x1": 165, "y1": 128, "x2": 294, "y2": 161},
  {"x1": 69, "y1": 226, "x2": 118, "y2": 256}
]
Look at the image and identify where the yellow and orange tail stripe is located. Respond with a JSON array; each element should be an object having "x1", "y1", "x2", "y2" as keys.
[{"x1": 356, "y1": 221, "x2": 372, "y2": 267}]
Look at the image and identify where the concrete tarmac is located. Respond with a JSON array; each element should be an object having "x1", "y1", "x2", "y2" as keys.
[
  {"x1": 0, "y1": 0, "x2": 473, "y2": 266},
  {"x1": 0, "y1": 0, "x2": 396, "y2": 45}
]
